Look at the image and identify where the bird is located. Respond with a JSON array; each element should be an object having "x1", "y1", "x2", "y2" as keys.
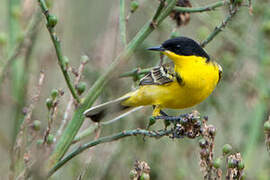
[{"x1": 84, "y1": 36, "x2": 222, "y2": 122}]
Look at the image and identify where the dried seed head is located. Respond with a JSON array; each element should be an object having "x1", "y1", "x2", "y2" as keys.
[
  {"x1": 228, "y1": 158, "x2": 238, "y2": 168},
  {"x1": 129, "y1": 170, "x2": 137, "y2": 179},
  {"x1": 170, "y1": 0, "x2": 192, "y2": 27},
  {"x1": 208, "y1": 125, "x2": 216, "y2": 136},
  {"x1": 200, "y1": 148, "x2": 209, "y2": 158},
  {"x1": 199, "y1": 138, "x2": 208, "y2": 148}
]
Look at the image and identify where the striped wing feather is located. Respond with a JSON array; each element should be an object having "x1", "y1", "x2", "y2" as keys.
[{"x1": 139, "y1": 63, "x2": 175, "y2": 86}]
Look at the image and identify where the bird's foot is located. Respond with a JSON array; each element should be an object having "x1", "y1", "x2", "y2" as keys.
[{"x1": 154, "y1": 113, "x2": 190, "y2": 124}]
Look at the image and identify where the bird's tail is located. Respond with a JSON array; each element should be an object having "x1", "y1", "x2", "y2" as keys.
[{"x1": 83, "y1": 96, "x2": 142, "y2": 122}]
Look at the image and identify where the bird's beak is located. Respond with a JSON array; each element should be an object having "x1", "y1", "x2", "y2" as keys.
[{"x1": 147, "y1": 46, "x2": 165, "y2": 52}]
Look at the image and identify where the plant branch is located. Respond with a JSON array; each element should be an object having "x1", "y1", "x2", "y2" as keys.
[
  {"x1": 173, "y1": 1, "x2": 226, "y2": 13},
  {"x1": 48, "y1": 128, "x2": 172, "y2": 176},
  {"x1": 47, "y1": 0, "x2": 178, "y2": 170},
  {"x1": 152, "y1": 0, "x2": 166, "y2": 22},
  {"x1": 200, "y1": 7, "x2": 238, "y2": 47},
  {"x1": 37, "y1": 0, "x2": 81, "y2": 103}
]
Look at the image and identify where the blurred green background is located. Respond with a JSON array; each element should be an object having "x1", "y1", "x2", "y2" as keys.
[{"x1": 0, "y1": 0, "x2": 270, "y2": 179}]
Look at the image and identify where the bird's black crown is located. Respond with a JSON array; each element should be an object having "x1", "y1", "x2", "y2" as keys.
[{"x1": 162, "y1": 37, "x2": 210, "y2": 60}]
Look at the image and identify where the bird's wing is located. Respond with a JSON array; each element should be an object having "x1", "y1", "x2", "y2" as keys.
[{"x1": 139, "y1": 62, "x2": 175, "y2": 86}]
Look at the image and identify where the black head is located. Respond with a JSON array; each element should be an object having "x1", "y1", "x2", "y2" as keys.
[{"x1": 148, "y1": 37, "x2": 210, "y2": 60}]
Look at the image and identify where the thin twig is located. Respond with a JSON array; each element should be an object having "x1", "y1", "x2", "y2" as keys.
[
  {"x1": 72, "y1": 123, "x2": 99, "y2": 144},
  {"x1": 174, "y1": 1, "x2": 226, "y2": 13},
  {"x1": 200, "y1": 8, "x2": 238, "y2": 48},
  {"x1": 48, "y1": 128, "x2": 172, "y2": 176},
  {"x1": 43, "y1": 99, "x2": 59, "y2": 144},
  {"x1": 37, "y1": 0, "x2": 81, "y2": 103},
  {"x1": 24, "y1": 72, "x2": 45, "y2": 125},
  {"x1": 72, "y1": 106, "x2": 142, "y2": 144}
]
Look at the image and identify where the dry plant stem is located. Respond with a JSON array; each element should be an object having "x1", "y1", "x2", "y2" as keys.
[
  {"x1": 0, "y1": 11, "x2": 42, "y2": 90},
  {"x1": 174, "y1": 1, "x2": 226, "y2": 13},
  {"x1": 10, "y1": 72, "x2": 45, "y2": 180},
  {"x1": 56, "y1": 99, "x2": 73, "y2": 139},
  {"x1": 48, "y1": 129, "x2": 172, "y2": 176},
  {"x1": 48, "y1": 0, "x2": 178, "y2": 169},
  {"x1": 72, "y1": 117, "x2": 126, "y2": 144},
  {"x1": 23, "y1": 72, "x2": 45, "y2": 125},
  {"x1": 37, "y1": 0, "x2": 81, "y2": 104},
  {"x1": 72, "y1": 123, "x2": 99, "y2": 144},
  {"x1": 200, "y1": 7, "x2": 238, "y2": 48},
  {"x1": 44, "y1": 103, "x2": 58, "y2": 144}
]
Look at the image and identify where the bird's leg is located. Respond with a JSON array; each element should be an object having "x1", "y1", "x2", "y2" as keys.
[
  {"x1": 155, "y1": 113, "x2": 189, "y2": 125},
  {"x1": 150, "y1": 106, "x2": 171, "y2": 130},
  {"x1": 160, "y1": 110, "x2": 168, "y2": 116}
]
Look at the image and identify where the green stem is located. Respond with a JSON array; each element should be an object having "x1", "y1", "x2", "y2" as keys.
[
  {"x1": 152, "y1": 0, "x2": 166, "y2": 22},
  {"x1": 37, "y1": 0, "x2": 81, "y2": 104},
  {"x1": 200, "y1": 8, "x2": 238, "y2": 47},
  {"x1": 174, "y1": 1, "x2": 226, "y2": 13},
  {"x1": 48, "y1": 129, "x2": 172, "y2": 176},
  {"x1": 119, "y1": 0, "x2": 127, "y2": 45},
  {"x1": 72, "y1": 123, "x2": 99, "y2": 144},
  {"x1": 47, "y1": 0, "x2": 177, "y2": 170}
]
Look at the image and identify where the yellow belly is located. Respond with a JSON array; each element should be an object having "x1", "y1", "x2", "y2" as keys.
[{"x1": 122, "y1": 58, "x2": 220, "y2": 109}]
